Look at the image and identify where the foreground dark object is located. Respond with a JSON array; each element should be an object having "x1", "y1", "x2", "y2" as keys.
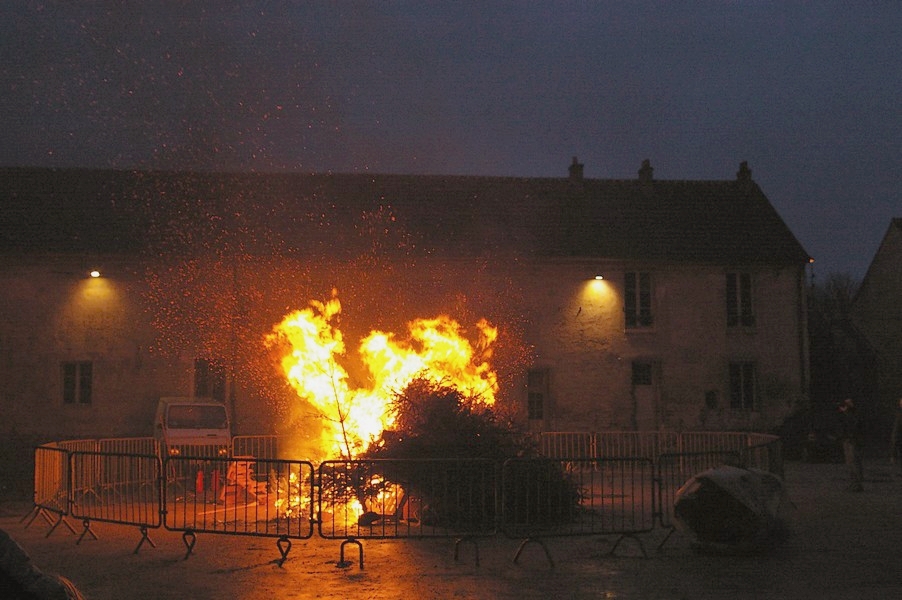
[
  {"x1": 673, "y1": 465, "x2": 793, "y2": 553},
  {"x1": 0, "y1": 528, "x2": 84, "y2": 599}
]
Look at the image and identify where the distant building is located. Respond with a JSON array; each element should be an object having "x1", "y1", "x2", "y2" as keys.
[
  {"x1": 0, "y1": 160, "x2": 811, "y2": 448},
  {"x1": 852, "y1": 218, "x2": 902, "y2": 440}
]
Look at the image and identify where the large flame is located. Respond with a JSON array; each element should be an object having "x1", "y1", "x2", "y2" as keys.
[{"x1": 268, "y1": 292, "x2": 498, "y2": 461}]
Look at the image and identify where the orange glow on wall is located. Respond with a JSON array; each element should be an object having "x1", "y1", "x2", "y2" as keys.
[{"x1": 581, "y1": 277, "x2": 616, "y2": 306}]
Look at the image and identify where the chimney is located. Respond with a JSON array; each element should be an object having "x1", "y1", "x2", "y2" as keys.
[
  {"x1": 736, "y1": 161, "x2": 752, "y2": 182},
  {"x1": 568, "y1": 156, "x2": 584, "y2": 181},
  {"x1": 638, "y1": 159, "x2": 653, "y2": 183}
]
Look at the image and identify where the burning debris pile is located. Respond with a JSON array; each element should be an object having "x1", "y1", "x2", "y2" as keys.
[
  {"x1": 266, "y1": 292, "x2": 499, "y2": 462},
  {"x1": 269, "y1": 469, "x2": 306, "y2": 521},
  {"x1": 262, "y1": 294, "x2": 580, "y2": 529},
  {"x1": 356, "y1": 379, "x2": 579, "y2": 529},
  {"x1": 263, "y1": 292, "x2": 524, "y2": 525}
]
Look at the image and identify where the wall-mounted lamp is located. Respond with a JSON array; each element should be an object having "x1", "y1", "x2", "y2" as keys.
[
  {"x1": 90, "y1": 270, "x2": 101, "y2": 278},
  {"x1": 594, "y1": 275, "x2": 604, "y2": 280}
]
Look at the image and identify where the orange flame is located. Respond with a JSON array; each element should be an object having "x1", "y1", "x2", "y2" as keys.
[{"x1": 267, "y1": 292, "x2": 498, "y2": 461}]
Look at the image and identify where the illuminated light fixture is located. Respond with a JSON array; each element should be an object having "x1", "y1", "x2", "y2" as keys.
[
  {"x1": 594, "y1": 275, "x2": 604, "y2": 280},
  {"x1": 90, "y1": 270, "x2": 101, "y2": 278}
]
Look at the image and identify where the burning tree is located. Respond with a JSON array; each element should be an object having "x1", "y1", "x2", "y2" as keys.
[
  {"x1": 358, "y1": 379, "x2": 581, "y2": 528},
  {"x1": 366, "y1": 378, "x2": 520, "y2": 461},
  {"x1": 266, "y1": 294, "x2": 502, "y2": 462}
]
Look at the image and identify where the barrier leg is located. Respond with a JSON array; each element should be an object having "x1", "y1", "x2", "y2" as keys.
[
  {"x1": 134, "y1": 526, "x2": 157, "y2": 554},
  {"x1": 656, "y1": 526, "x2": 677, "y2": 552},
  {"x1": 453, "y1": 536, "x2": 481, "y2": 567},
  {"x1": 608, "y1": 533, "x2": 647, "y2": 558},
  {"x1": 45, "y1": 513, "x2": 77, "y2": 538},
  {"x1": 338, "y1": 538, "x2": 364, "y2": 570},
  {"x1": 75, "y1": 519, "x2": 98, "y2": 545},
  {"x1": 513, "y1": 538, "x2": 555, "y2": 569},
  {"x1": 276, "y1": 535, "x2": 291, "y2": 567},
  {"x1": 21, "y1": 505, "x2": 42, "y2": 527},
  {"x1": 182, "y1": 530, "x2": 197, "y2": 560}
]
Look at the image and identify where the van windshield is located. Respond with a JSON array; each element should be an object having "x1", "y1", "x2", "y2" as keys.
[{"x1": 166, "y1": 405, "x2": 228, "y2": 429}]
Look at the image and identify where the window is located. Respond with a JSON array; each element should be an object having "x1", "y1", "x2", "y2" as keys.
[
  {"x1": 632, "y1": 362, "x2": 653, "y2": 386},
  {"x1": 166, "y1": 404, "x2": 228, "y2": 429},
  {"x1": 729, "y1": 362, "x2": 757, "y2": 411},
  {"x1": 625, "y1": 272, "x2": 653, "y2": 328},
  {"x1": 62, "y1": 361, "x2": 92, "y2": 405},
  {"x1": 527, "y1": 368, "x2": 549, "y2": 420},
  {"x1": 194, "y1": 358, "x2": 226, "y2": 402},
  {"x1": 726, "y1": 273, "x2": 755, "y2": 327}
]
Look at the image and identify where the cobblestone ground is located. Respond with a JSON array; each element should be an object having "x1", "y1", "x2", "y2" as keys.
[{"x1": 3, "y1": 460, "x2": 902, "y2": 600}]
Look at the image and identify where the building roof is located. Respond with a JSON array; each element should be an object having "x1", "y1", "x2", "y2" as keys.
[{"x1": 0, "y1": 161, "x2": 810, "y2": 266}]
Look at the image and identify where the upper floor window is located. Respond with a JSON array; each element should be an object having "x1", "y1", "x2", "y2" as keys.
[
  {"x1": 726, "y1": 272, "x2": 755, "y2": 327},
  {"x1": 527, "y1": 368, "x2": 549, "y2": 420},
  {"x1": 729, "y1": 361, "x2": 757, "y2": 411},
  {"x1": 194, "y1": 358, "x2": 226, "y2": 402},
  {"x1": 625, "y1": 272, "x2": 653, "y2": 328},
  {"x1": 62, "y1": 361, "x2": 92, "y2": 405}
]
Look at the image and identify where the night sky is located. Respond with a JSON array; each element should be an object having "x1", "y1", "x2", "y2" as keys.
[{"x1": 2, "y1": 2, "x2": 899, "y2": 280}]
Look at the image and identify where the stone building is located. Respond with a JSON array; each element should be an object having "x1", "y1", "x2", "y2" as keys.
[
  {"x1": 0, "y1": 160, "x2": 811, "y2": 452},
  {"x1": 851, "y1": 218, "x2": 902, "y2": 440}
]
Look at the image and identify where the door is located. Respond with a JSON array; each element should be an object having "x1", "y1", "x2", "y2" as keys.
[{"x1": 631, "y1": 361, "x2": 658, "y2": 430}]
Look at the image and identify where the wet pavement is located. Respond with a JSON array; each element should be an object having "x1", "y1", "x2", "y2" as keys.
[{"x1": 2, "y1": 459, "x2": 901, "y2": 599}]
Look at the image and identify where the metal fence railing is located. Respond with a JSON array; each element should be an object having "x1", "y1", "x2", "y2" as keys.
[
  {"x1": 501, "y1": 457, "x2": 657, "y2": 564},
  {"x1": 537, "y1": 431, "x2": 779, "y2": 463},
  {"x1": 318, "y1": 458, "x2": 498, "y2": 541},
  {"x1": 502, "y1": 457, "x2": 656, "y2": 537},
  {"x1": 231, "y1": 435, "x2": 280, "y2": 460},
  {"x1": 162, "y1": 455, "x2": 315, "y2": 563},
  {"x1": 25, "y1": 431, "x2": 783, "y2": 567},
  {"x1": 68, "y1": 450, "x2": 162, "y2": 551},
  {"x1": 24, "y1": 444, "x2": 75, "y2": 537}
]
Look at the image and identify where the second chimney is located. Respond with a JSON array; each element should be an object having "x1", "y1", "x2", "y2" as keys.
[{"x1": 569, "y1": 156, "x2": 584, "y2": 181}]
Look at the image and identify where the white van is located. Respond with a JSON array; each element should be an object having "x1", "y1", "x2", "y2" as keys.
[{"x1": 154, "y1": 397, "x2": 231, "y2": 458}]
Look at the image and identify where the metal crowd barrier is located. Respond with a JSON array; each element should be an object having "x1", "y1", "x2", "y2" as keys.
[
  {"x1": 162, "y1": 455, "x2": 315, "y2": 564},
  {"x1": 231, "y1": 435, "x2": 280, "y2": 460},
  {"x1": 318, "y1": 458, "x2": 498, "y2": 568},
  {"x1": 23, "y1": 444, "x2": 76, "y2": 537},
  {"x1": 595, "y1": 431, "x2": 680, "y2": 459},
  {"x1": 25, "y1": 431, "x2": 783, "y2": 568},
  {"x1": 94, "y1": 439, "x2": 160, "y2": 493},
  {"x1": 318, "y1": 458, "x2": 498, "y2": 539},
  {"x1": 538, "y1": 431, "x2": 782, "y2": 482},
  {"x1": 538, "y1": 432, "x2": 597, "y2": 461},
  {"x1": 68, "y1": 450, "x2": 162, "y2": 552},
  {"x1": 502, "y1": 457, "x2": 656, "y2": 565}
]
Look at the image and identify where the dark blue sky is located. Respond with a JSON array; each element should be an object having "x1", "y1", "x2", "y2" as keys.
[{"x1": 2, "y1": 2, "x2": 899, "y2": 279}]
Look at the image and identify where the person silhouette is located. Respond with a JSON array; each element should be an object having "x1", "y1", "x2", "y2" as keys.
[{"x1": 838, "y1": 398, "x2": 864, "y2": 492}]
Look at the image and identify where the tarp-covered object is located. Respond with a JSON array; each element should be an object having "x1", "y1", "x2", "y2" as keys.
[{"x1": 673, "y1": 465, "x2": 793, "y2": 552}]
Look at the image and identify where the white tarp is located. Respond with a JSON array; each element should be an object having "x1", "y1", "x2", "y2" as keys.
[{"x1": 673, "y1": 465, "x2": 793, "y2": 552}]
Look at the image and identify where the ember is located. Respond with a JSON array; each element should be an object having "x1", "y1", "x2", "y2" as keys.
[
  {"x1": 266, "y1": 292, "x2": 499, "y2": 462},
  {"x1": 271, "y1": 470, "x2": 305, "y2": 520}
]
